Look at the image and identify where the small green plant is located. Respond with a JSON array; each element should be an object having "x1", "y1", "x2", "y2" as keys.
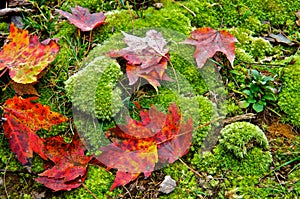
[{"x1": 239, "y1": 69, "x2": 277, "y2": 112}]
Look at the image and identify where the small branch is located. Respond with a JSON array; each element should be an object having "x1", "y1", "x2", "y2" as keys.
[
  {"x1": 178, "y1": 158, "x2": 202, "y2": 178},
  {"x1": 173, "y1": 1, "x2": 196, "y2": 17},
  {"x1": 222, "y1": 113, "x2": 256, "y2": 124},
  {"x1": 0, "y1": 8, "x2": 33, "y2": 16},
  {"x1": 168, "y1": 61, "x2": 181, "y2": 93},
  {"x1": 82, "y1": 183, "x2": 98, "y2": 199}
]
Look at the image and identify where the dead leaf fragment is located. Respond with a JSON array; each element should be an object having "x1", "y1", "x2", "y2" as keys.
[{"x1": 159, "y1": 175, "x2": 177, "y2": 194}]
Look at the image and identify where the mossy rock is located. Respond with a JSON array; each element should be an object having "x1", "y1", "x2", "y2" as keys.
[
  {"x1": 278, "y1": 53, "x2": 300, "y2": 128},
  {"x1": 219, "y1": 122, "x2": 269, "y2": 159}
]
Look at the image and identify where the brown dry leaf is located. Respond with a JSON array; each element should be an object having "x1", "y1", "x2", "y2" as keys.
[
  {"x1": 11, "y1": 81, "x2": 39, "y2": 96},
  {"x1": 268, "y1": 122, "x2": 295, "y2": 139}
]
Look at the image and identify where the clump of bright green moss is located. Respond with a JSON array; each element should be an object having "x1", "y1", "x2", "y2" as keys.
[
  {"x1": 278, "y1": 52, "x2": 300, "y2": 128},
  {"x1": 219, "y1": 122, "x2": 269, "y2": 159},
  {"x1": 65, "y1": 55, "x2": 123, "y2": 121}
]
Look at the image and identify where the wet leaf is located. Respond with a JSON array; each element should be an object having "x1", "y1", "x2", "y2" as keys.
[
  {"x1": 110, "y1": 30, "x2": 172, "y2": 91},
  {"x1": 96, "y1": 102, "x2": 193, "y2": 190},
  {"x1": 35, "y1": 135, "x2": 92, "y2": 191},
  {"x1": 182, "y1": 27, "x2": 237, "y2": 68},
  {"x1": 57, "y1": 6, "x2": 106, "y2": 32},
  {"x1": 2, "y1": 96, "x2": 68, "y2": 166},
  {"x1": 0, "y1": 23, "x2": 60, "y2": 84}
]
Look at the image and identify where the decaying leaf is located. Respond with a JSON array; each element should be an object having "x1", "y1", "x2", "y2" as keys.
[
  {"x1": 35, "y1": 135, "x2": 92, "y2": 191},
  {"x1": 0, "y1": 23, "x2": 60, "y2": 84},
  {"x1": 57, "y1": 6, "x2": 106, "y2": 32},
  {"x1": 110, "y1": 30, "x2": 172, "y2": 91},
  {"x1": 2, "y1": 96, "x2": 68, "y2": 166},
  {"x1": 96, "y1": 102, "x2": 193, "y2": 190},
  {"x1": 182, "y1": 27, "x2": 237, "y2": 68},
  {"x1": 11, "y1": 81, "x2": 39, "y2": 96}
]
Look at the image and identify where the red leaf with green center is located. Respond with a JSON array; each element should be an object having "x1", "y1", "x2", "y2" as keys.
[
  {"x1": 57, "y1": 6, "x2": 106, "y2": 31},
  {"x1": 0, "y1": 23, "x2": 60, "y2": 84},
  {"x1": 96, "y1": 102, "x2": 193, "y2": 190},
  {"x1": 2, "y1": 96, "x2": 68, "y2": 166},
  {"x1": 35, "y1": 135, "x2": 92, "y2": 191},
  {"x1": 110, "y1": 30, "x2": 172, "y2": 90},
  {"x1": 182, "y1": 27, "x2": 237, "y2": 68}
]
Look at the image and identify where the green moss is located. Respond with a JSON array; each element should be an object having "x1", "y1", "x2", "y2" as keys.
[
  {"x1": 0, "y1": 22, "x2": 8, "y2": 32},
  {"x1": 65, "y1": 55, "x2": 123, "y2": 120},
  {"x1": 61, "y1": 0, "x2": 117, "y2": 12},
  {"x1": 226, "y1": 99, "x2": 243, "y2": 116},
  {"x1": 63, "y1": 166, "x2": 121, "y2": 198},
  {"x1": 161, "y1": 161, "x2": 202, "y2": 198},
  {"x1": 170, "y1": 53, "x2": 208, "y2": 95},
  {"x1": 219, "y1": 122, "x2": 269, "y2": 159},
  {"x1": 93, "y1": 6, "x2": 192, "y2": 43},
  {"x1": 278, "y1": 53, "x2": 300, "y2": 128},
  {"x1": 182, "y1": 0, "x2": 298, "y2": 35}
]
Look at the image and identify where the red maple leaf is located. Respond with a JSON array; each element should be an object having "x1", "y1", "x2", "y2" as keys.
[
  {"x1": 96, "y1": 102, "x2": 193, "y2": 190},
  {"x1": 110, "y1": 30, "x2": 172, "y2": 91},
  {"x1": 35, "y1": 135, "x2": 93, "y2": 191},
  {"x1": 182, "y1": 27, "x2": 237, "y2": 68},
  {"x1": 2, "y1": 96, "x2": 68, "y2": 166},
  {"x1": 57, "y1": 6, "x2": 106, "y2": 32},
  {"x1": 0, "y1": 23, "x2": 60, "y2": 84}
]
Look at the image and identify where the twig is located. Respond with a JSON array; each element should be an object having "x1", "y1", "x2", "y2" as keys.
[
  {"x1": 122, "y1": 185, "x2": 133, "y2": 199},
  {"x1": 82, "y1": 183, "x2": 98, "y2": 199},
  {"x1": 197, "y1": 116, "x2": 225, "y2": 129},
  {"x1": 3, "y1": 154, "x2": 12, "y2": 199},
  {"x1": 126, "y1": 1, "x2": 134, "y2": 31},
  {"x1": 168, "y1": 61, "x2": 181, "y2": 93},
  {"x1": 173, "y1": 1, "x2": 196, "y2": 17},
  {"x1": 0, "y1": 8, "x2": 33, "y2": 16},
  {"x1": 178, "y1": 158, "x2": 202, "y2": 178},
  {"x1": 222, "y1": 113, "x2": 256, "y2": 124}
]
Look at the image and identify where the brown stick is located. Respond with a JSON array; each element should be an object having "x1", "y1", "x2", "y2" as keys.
[
  {"x1": 222, "y1": 113, "x2": 256, "y2": 124},
  {"x1": 0, "y1": 8, "x2": 33, "y2": 16}
]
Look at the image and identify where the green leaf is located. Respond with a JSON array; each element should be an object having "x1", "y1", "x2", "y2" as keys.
[
  {"x1": 243, "y1": 89, "x2": 251, "y2": 96},
  {"x1": 263, "y1": 94, "x2": 276, "y2": 101},
  {"x1": 253, "y1": 102, "x2": 264, "y2": 112},
  {"x1": 251, "y1": 69, "x2": 260, "y2": 80},
  {"x1": 239, "y1": 100, "x2": 250, "y2": 108}
]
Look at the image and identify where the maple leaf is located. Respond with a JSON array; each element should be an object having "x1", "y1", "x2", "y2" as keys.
[
  {"x1": 110, "y1": 30, "x2": 172, "y2": 91},
  {"x1": 0, "y1": 23, "x2": 60, "y2": 84},
  {"x1": 57, "y1": 6, "x2": 106, "y2": 32},
  {"x1": 35, "y1": 135, "x2": 93, "y2": 191},
  {"x1": 96, "y1": 102, "x2": 193, "y2": 190},
  {"x1": 2, "y1": 96, "x2": 68, "y2": 166},
  {"x1": 182, "y1": 27, "x2": 237, "y2": 68}
]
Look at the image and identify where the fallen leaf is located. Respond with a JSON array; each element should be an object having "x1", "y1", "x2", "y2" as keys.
[
  {"x1": 11, "y1": 81, "x2": 39, "y2": 96},
  {"x1": 182, "y1": 27, "x2": 237, "y2": 68},
  {"x1": 35, "y1": 135, "x2": 92, "y2": 191},
  {"x1": 57, "y1": 6, "x2": 106, "y2": 32},
  {"x1": 110, "y1": 30, "x2": 172, "y2": 91},
  {"x1": 0, "y1": 23, "x2": 60, "y2": 84},
  {"x1": 96, "y1": 102, "x2": 193, "y2": 190},
  {"x1": 2, "y1": 96, "x2": 68, "y2": 166}
]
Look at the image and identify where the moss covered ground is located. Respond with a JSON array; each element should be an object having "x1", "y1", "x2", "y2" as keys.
[{"x1": 0, "y1": 0, "x2": 299, "y2": 198}]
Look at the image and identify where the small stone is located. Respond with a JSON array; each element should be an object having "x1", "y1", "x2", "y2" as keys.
[{"x1": 158, "y1": 175, "x2": 176, "y2": 194}]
